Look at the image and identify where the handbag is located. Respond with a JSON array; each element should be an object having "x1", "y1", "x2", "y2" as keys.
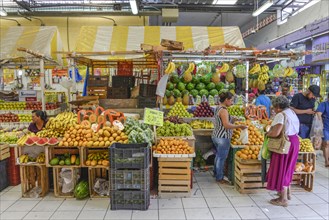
[{"x1": 267, "y1": 112, "x2": 291, "y2": 154}]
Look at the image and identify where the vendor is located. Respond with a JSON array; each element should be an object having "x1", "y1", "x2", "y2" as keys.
[
  {"x1": 28, "y1": 110, "x2": 47, "y2": 134},
  {"x1": 255, "y1": 90, "x2": 272, "y2": 117}
]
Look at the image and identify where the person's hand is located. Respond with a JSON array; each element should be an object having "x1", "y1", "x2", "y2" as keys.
[
  {"x1": 239, "y1": 125, "x2": 248, "y2": 130},
  {"x1": 305, "y1": 109, "x2": 315, "y2": 114}
]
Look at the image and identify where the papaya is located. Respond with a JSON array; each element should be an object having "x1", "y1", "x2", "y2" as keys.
[
  {"x1": 182, "y1": 94, "x2": 189, "y2": 106},
  {"x1": 225, "y1": 71, "x2": 234, "y2": 83},
  {"x1": 168, "y1": 95, "x2": 175, "y2": 105},
  {"x1": 71, "y1": 155, "x2": 77, "y2": 164},
  {"x1": 211, "y1": 73, "x2": 220, "y2": 84},
  {"x1": 89, "y1": 114, "x2": 97, "y2": 123}
]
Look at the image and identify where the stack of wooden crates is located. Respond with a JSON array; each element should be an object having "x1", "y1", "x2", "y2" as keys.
[{"x1": 87, "y1": 76, "x2": 109, "y2": 99}]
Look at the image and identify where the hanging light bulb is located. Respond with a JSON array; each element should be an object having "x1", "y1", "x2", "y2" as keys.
[{"x1": 18, "y1": 65, "x2": 23, "y2": 76}]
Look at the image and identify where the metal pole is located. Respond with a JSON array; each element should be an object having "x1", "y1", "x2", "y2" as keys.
[
  {"x1": 245, "y1": 61, "x2": 249, "y2": 105},
  {"x1": 40, "y1": 59, "x2": 46, "y2": 111}
]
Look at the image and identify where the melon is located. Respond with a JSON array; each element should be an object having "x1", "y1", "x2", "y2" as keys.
[
  {"x1": 95, "y1": 107, "x2": 105, "y2": 116},
  {"x1": 48, "y1": 137, "x2": 59, "y2": 146},
  {"x1": 81, "y1": 120, "x2": 91, "y2": 128},
  {"x1": 89, "y1": 114, "x2": 97, "y2": 123},
  {"x1": 31, "y1": 137, "x2": 40, "y2": 144},
  {"x1": 97, "y1": 115, "x2": 105, "y2": 124},
  {"x1": 36, "y1": 138, "x2": 48, "y2": 146},
  {"x1": 25, "y1": 137, "x2": 36, "y2": 146}
]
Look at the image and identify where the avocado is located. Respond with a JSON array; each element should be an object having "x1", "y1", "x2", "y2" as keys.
[
  {"x1": 75, "y1": 158, "x2": 80, "y2": 166},
  {"x1": 50, "y1": 158, "x2": 59, "y2": 166},
  {"x1": 65, "y1": 158, "x2": 71, "y2": 165},
  {"x1": 59, "y1": 160, "x2": 65, "y2": 166}
]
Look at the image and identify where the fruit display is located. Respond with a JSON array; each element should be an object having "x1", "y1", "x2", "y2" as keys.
[
  {"x1": 25, "y1": 102, "x2": 58, "y2": 110},
  {"x1": 0, "y1": 131, "x2": 22, "y2": 144},
  {"x1": 231, "y1": 121, "x2": 264, "y2": 145},
  {"x1": 257, "y1": 65, "x2": 270, "y2": 87},
  {"x1": 85, "y1": 151, "x2": 109, "y2": 166},
  {"x1": 0, "y1": 113, "x2": 19, "y2": 122},
  {"x1": 190, "y1": 120, "x2": 214, "y2": 129},
  {"x1": 167, "y1": 102, "x2": 193, "y2": 118},
  {"x1": 152, "y1": 138, "x2": 194, "y2": 155},
  {"x1": 249, "y1": 63, "x2": 261, "y2": 75},
  {"x1": 24, "y1": 136, "x2": 59, "y2": 146},
  {"x1": 164, "y1": 61, "x2": 176, "y2": 75},
  {"x1": 165, "y1": 116, "x2": 184, "y2": 124},
  {"x1": 193, "y1": 102, "x2": 214, "y2": 117},
  {"x1": 0, "y1": 102, "x2": 26, "y2": 110},
  {"x1": 295, "y1": 162, "x2": 314, "y2": 173},
  {"x1": 299, "y1": 138, "x2": 314, "y2": 152},
  {"x1": 37, "y1": 112, "x2": 77, "y2": 138},
  {"x1": 236, "y1": 145, "x2": 261, "y2": 160},
  {"x1": 156, "y1": 121, "x2": 193, "y2": 137},
  {"x1": 228, "y1": 105, "x2": 245, "y2": 117},
  {"x1": 0, "y1": 101, "x2": 59, "y2": 111},
  {"x1": 124, "y1": 117, "x2": 154, "y2": 146},
  {"x1": 18, "y1": 114, "x2": 32, "y2": 122},
  {"x1": 49, "y1": 154, "x2": 80, "y2": 166},
  {"x1": 16, "y1": 132, "x2": 37, "y2": 146},
  {"x1": 18, "y1": 152, "x2": 45, "y2": 164}
]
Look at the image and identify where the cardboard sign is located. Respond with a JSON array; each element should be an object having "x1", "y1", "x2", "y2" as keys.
[{"x1": 143, "y1": 108, "x2": 164, "y2": 127}]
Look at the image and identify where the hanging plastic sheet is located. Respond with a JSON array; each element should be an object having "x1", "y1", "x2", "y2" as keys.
[{"x1": 82, "y1": 67, "x2": 90, "y2": 96}]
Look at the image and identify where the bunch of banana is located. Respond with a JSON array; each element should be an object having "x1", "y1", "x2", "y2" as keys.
[
  {"x1": 164, "y1": 62, "x2": 176, "y2": 74},
  {"x1": 249, "y1": 63, "x2": 261, "y2": 75},
  {"x1": 190, "y1": 120, "x2": 214, "y2": 129},
  {"x1": 17, "y1": 133, "x2": 36, "y2": 146},
  {"x1": 218, "y1": 62, "x2": 230, "y2": 73},
  {"x1": 19, "y1": 154, "x2": 29, "y2": 164},
  {"x1": 258, "y1": 65, "x2": 270, "y2": 84},
  {"x1": 203, "y1": 121, "x2": 214, "y2": 129},
  {"x1": 284, "y1": 67, "x2": 294, "y2": 77},
  {"x1": 87, "y1": 152, "x2": 109, "y2": 161},
  {"x1": 183, "y1": 62, "x2": 195, "y2": 82},
  {"x1": 36, "y1": 152, "x2": 45, "y2": 163},
  {"x1": 185, "y1": 62, "x2": 195, "y2": 73}
]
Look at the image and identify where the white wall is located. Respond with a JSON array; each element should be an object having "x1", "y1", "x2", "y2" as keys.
[{"x1": 244, "y1": 0, "x2": 329, "y2": 48}]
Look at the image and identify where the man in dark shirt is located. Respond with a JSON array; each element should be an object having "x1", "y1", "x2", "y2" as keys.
[{"x1": 290, "y1": 85, "x2": 321, "y2": 138}]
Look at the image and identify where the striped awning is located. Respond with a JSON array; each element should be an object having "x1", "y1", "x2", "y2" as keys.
[
  {"x1": 0, "y1": 26, "x2": 65, "y2": 66},
  {"x1": 75, "y1": 26, "x2": 245, "y2": 60}
]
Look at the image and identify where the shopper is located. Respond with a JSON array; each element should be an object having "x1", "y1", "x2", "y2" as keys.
[
  {"x1": 290, "y1": 85, "x2": 321, "y2": 138},
  {"x1": 28, "y1": 110, "x2": 48, "y2": 134},
  {"x1": 281, "y1": 84, "x2": 292, "y2": 101},
  {"x1": 316, "y1": 94, "x2": 329, "y2": 167},
  {"x1": 266, "y1": 96, "x2": 300, "y2": 207},
  {"x1": 255, "y1": 90, "x2": 272, "y2": 117},
  {"x1": 212, "y1": 92, "x2": 247, "y2": 184}
]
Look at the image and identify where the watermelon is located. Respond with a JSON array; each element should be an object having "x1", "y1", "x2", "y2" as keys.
[
  {"x1": 206, "y1": 82, "x2": 216, "y2": 91},
  {"x1": 215, "y1": 82, "x2": 225, "y2": 91},
  {"x1": 209, "y1": 89, "x2": 219, "y2": 96},
  {"x1": 48, "y1": 137, "x2": 59, "y2": 146},
  {"x1": 186, "y1": 82, "x2": 195, "y2": 91},
  {"x1": 196, "y1": 83, "x2": 206, "y2": 91},
  {"x1": 170, "y1": 74, "x2": 180, "y2": 84},
  {"x1": 74, "y1": 180, "x2": 89, "y2": 200},
  {"x1": 165, "y1": 90, "x2": 172, "y2": 97},
  {"x1": 177, "y1": 82, "x2": 186, "y2": 92},
  {"x1": 31, "y1": 137, "x2": 40, "y2": 143},
  {"x1": 190, "y1": 89, "x2": 199, "y2": 98},
  {"x1": 166, "y1": 82, "x2": 174, "y2": 91},
  {"x1": 181, "y1": 90, "x2": 189, "y2": 95},
  {"x1": 191, "y1": 76, "x2": 200, "y2": 84},
  {"x1": 173, "y1": 89, "x2": 181, "y2": 98},
  {"x1": 36, "y1": 138, "x2": 48, "y2": 146},
  {"x1": 200, "y1": 73, "x2": 212, "y2": 84},
  {"x1": 199, "y1": 89, "x2": 209, "y2": 97},
  {"x1": 25, "y1": 137, "x2": 36, "y2": 146}
]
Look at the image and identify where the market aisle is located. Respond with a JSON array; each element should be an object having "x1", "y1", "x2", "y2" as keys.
[{"x1": 0, "y1": 154, "x2": 328, "y2": 220}]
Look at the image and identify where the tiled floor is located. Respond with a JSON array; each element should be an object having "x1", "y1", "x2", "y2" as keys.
[{"x1": 1, "y1": 152, "x2": 328, "y2": 220}]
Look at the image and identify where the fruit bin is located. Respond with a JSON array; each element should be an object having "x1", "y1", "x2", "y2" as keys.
[
  {"x1": 88, "y1": 76, "x2": 109, "y2": 87},
  {"x1": 15, "y1": 145, "x2": 45, "y2": 165},
  {"x1": 107, "y1": 87, "x2": 131, "y2": 99},
  {"x1": 234, "y1": 154, "x2": 266, "y2": 194},
  {"x1": 110, "y1": 143, "x2": 150, "y2": 169},
  {"x1": 88, "y1": 167, "x2": 110, "y2": 198},
  {"x1": 0, "y1": 144, "x2": 10, "y2": 160},
  {"x1": 81, "y1": 147, "x2": 109, "y2": 168},
  {"x1": 110, "y1": 190, "x2": 150, "y2": 210},
  {"x1": 45, "y1": 146, "x2": 81, "y2": 168},
  {"x1": 110, "y1": 168, "x2": 150, "y2": 191},
  {"x1": 112, "y1": 76, "x2": 136, "y2": 88},
  {"x1": 53, "y1": 167, "x2": 80, "y2": 198},
  {"x1": 20, "y1": 164, "x2": 49, "y2": 197},
  {"x1": 87, "y1": 86, "x2": 108, "y2": 99},
  {"x1": 158, "y1": 157, "x2": 192, "y2": 198}
]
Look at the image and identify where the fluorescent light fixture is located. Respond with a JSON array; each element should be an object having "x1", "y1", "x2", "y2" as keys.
[
  {"x1": 212, "y1": 0, "x2": 237, "y2": 5},
  {"x1": 252, "y1": 0, "x2": 274, "y2": 17},
  {"x1": 129, "y1": 0, "x2": 138, "y2": 15},
  {"x1": 0, "y1": 8, "x2": 7, "y2": 16}
]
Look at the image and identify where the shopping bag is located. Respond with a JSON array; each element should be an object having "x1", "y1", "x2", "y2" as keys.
[
  {"x1": 310, "y1": 114, "x2": 324, "y2": 150},
  {"x1": 238, "y1": 128, "x2": 248, "y2": 145},
  {"x1": 261, "y1": 136, "x2": 271, "y2": 160}
]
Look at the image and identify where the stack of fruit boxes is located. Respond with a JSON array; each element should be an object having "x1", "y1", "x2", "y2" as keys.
[{"x1": 109, "y1": 143, "x2": 150, "y2": 210}]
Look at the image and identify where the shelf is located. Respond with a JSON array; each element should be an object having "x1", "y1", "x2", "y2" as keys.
[{"x1": 293, "y1": 171, "x2": 315, "y2": 175}]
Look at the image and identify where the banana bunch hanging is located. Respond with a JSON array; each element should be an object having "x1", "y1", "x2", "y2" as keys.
[
  {"x1": 218, "y1": 62, "x2": 230, "y2": 73},
  {"x1": 164, "y1": 61, "x2": 176, "y2": 74},
  {"x1": 284, "y1": 67, "x2": 294, "y2": 78},
  {"x1": 249, "y1": 63, "x2": 261, "y2": 75},
  {"x1": 183, "y1": 62, "x2": 195, "y2": 83},
  {"x1": 258, "y1": 65, "x2": 270, "y2": 84}
]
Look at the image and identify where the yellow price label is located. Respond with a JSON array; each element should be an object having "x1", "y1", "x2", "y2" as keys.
[{"x1": 143, "y1": 108, "x2": 164, "y2": 127}]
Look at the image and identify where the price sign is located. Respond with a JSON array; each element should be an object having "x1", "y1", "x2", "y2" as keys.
[{"x1": 143, "y1": 108, "x2": 164, "y2": 127}]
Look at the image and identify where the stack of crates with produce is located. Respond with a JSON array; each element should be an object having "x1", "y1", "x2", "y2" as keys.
[{"x1": 109, "y1": 142, "x2": 150, "y2": 210}]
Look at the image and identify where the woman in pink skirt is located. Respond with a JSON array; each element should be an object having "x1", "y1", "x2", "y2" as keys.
[{"x1": 266, "y1": 96, "x2": 300, "y2": 207}]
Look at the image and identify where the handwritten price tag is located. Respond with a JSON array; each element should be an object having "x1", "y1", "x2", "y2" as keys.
[{"x1": 143, "y1": 108, "x2": 164, "y2": 127}]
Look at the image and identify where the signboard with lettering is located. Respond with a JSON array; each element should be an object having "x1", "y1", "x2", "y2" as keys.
[
  {"x1": 117, "y1": 61, "x2": 133, "y2": 76},
  {"x1": 312, "y1": 34, "x2": 329, "y2": 63},
  {"x1": 143, "y1": 108, "x2": 164, "y2": 127},
  {"x1": 19, "y1": 90, "x2": 37, "y2": 102}
]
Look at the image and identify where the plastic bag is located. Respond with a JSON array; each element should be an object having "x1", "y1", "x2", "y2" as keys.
[
  {"x1": 261, "y1": 136, "x2": 271, "y2": 160},
  {"x1": 238, "y1": 128, "x2": 248, "y2": 144},
  {"x1": 60, "y1": 168, "x2": 79, "y2": 193},
  {"x1": 93, "y1": 178, "x2": 109, "y2": 196},
  {"x1": 310, "y1": 115, "x2": 324, "y2": 150}
]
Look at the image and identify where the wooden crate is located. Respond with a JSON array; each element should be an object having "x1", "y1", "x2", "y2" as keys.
[
  {"x1": 99, "y1": 98, "x2": 138, "y2": 109},
  {"x1": 158, "y1": 157, "x2": 192, "y2": 198},
  {"x1": 15, "y1": 145, "x2": 45, "y2": 165},
  {"x1": 87, "y1": 87, "x2": 108, "y2": 99},
  {"x1": 76, "y1": 96, "x2": 99, "y2": 109},
  {"x1": 45, "y1": 146, "x2": 81, "y2": 168},
  {"x1": 234, "y1": 155, "x2": 265, "y2": 194},
  {"x1": 20, "y1": 164, "x2": 49, "y2": 197},
  {"x1": 53, "y1": 167, "x2": 80, "y2": 198},
  {"x1": 88, "y1": 167, "x2": 110, "y2": 198},
  {"x1": 88, "y1": 76, "x2": 109, "y2": 87},
  {"x1": 80, "y1": 147, "x2": 109, "y2": 168},
  {"x1": 0, "y1": 144, "x2": 10, "y2": 160}
]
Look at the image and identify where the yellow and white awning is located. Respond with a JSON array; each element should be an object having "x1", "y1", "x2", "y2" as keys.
[
  {"x1": 0, "y1": 26, "x2": 65, "y2": 66},
  {"x1": 75, "y1": 26, "x2": 245, "y2": 60}
]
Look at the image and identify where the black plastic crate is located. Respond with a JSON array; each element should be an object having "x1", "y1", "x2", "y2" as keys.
[
  {"x1": 139, "y1": 84, "x2": 157, "y2": 97},
  {"x1": 110, "y1": 168, "x2": 150, "y2": 190},
  {"x1": 138, "y1": 96, "x2": 157, "y2": 108},
  {"x1": 112, "y1": 76, "x2": 135, "y2": 88},
  {"x1": 0, "y1": 159, "x2": 8, "y2": 191},
  {"x1": 110, "y1": 145, "x2": 150, "y2": 169},
  {"x1": 88, "y1": 76, "x2": 109, "y2": 87},
  {"x1": 110, "y1": 190, "x2": 150, "y2": 210},
  {"x1": 108, "y1": 87, "x2": 131, "y2": 99}
]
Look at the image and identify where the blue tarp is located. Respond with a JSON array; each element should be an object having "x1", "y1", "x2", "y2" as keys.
[{"x1": 82, "y1": 67, "x2": 89, "y2": 96}]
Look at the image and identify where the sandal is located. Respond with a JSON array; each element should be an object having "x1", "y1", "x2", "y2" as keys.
[
  {"x1": 217, "y1": 179, "x2": 230, "y2": 185},
  {"x1": 270, "y1": 199, "x2": 288, "y2": 207}
]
